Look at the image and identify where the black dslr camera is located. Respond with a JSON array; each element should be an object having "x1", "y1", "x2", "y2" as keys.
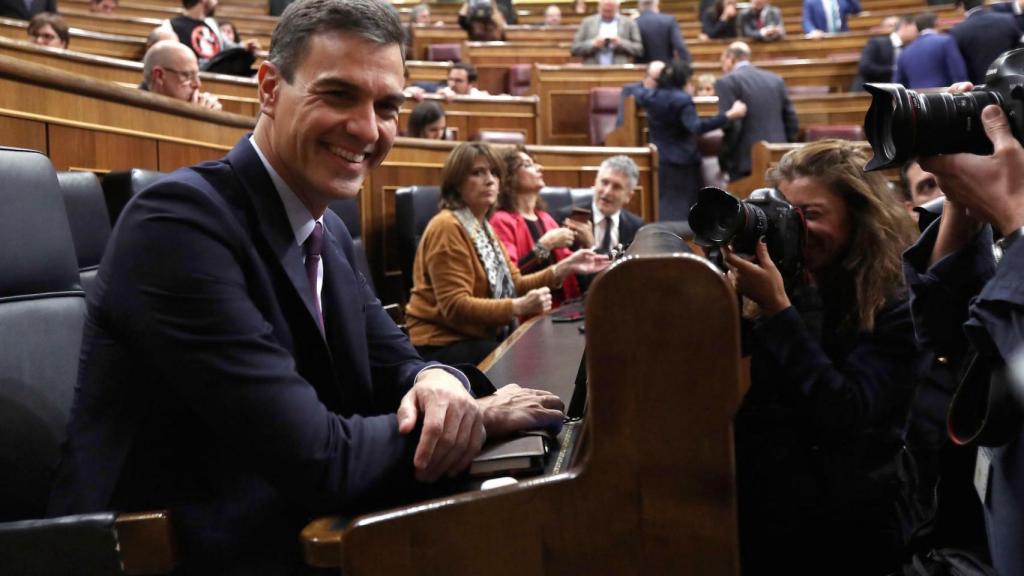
[
  {"x1": 689, "y1": 186, "x2": 805, "y2": 280},
  {"x1": 863, "y1": 47, "x2": 1024, "y2": 171}
]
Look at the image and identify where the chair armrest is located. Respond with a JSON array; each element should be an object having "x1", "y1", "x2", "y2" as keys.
[{"x1": 115, "y1": 511, "x2": 177, "y2": 575}]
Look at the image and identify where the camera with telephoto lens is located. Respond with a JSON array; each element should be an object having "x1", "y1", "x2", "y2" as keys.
[
  {"x1": 467, "y1": 0, "x2": 493, "y2": 22},
  {"x1": 689, "y1": 186, "x2": 805, "y2": 280},
  {"x1": 863, "y1": 47, "x2": 1024, "y2": 171}
]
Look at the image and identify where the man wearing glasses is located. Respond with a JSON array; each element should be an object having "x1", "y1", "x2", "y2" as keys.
[{"x1": 140, "y1": 40, "x2": 222, "y2": 111}]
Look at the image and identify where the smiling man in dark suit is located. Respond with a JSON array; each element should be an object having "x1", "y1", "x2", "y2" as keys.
[{"x1": 48, "y1": 0, "x2": 564, "y2": 572}]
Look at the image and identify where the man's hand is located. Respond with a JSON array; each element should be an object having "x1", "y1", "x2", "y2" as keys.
[
  {"x1": 403, "y1": 85, "x2": 427, "y2": 102},
  {"x1": 397, "y1": 369, "x2": 485, "y2": 482},
  {"x1": 921, "y1": 104, "x2": 1024, "y2": 237},
  {"x1": 564, "y1": 218, "x2": 594, "y2": 248},
  {"x1": 437, "y1": 86, "x2": 458, "y2": 101},
  {"x1": 243, "y1": 38, "x2": 261, "y2": 52},
  {"x1": 192, "y1": 90, "x2": 223, "y2": 111},
  {"x1": 805, "y1": 29, "x2": 826, "y2": 39},
  {"x1": 723, "y1": 240, "x2": 790, "y2": 316},
  {"x1": 477, "y1": 384, "x2": 565, "y2": 438}
]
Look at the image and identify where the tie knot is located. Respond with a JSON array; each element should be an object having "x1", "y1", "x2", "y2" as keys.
[{"x1": 305, "y1": 221, "x2": 324, "y2": 259}]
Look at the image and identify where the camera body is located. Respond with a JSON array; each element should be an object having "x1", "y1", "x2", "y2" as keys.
[
  {"x1": 863, "y1": 47, "x2": 1024, "y2": 171},
  {"x1": 689, "y1": 186, "x2": 805, "y2": 280}
]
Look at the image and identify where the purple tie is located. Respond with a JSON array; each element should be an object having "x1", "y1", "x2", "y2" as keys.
[{"x1": 304, "y1": 221, "x2": 324, "y2": 330}]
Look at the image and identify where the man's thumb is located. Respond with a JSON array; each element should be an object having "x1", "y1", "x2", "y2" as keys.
[
  {"x1": 982, "y1": 105, "x2": 1015, "y2": 151},
  {"x1": 396, "y1": 393, "x2": 418, "y2": 434}
]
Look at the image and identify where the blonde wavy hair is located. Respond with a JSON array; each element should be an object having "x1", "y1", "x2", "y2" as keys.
[{"x1": 767, "y1": 140, "x2": 916, "y2": 332}]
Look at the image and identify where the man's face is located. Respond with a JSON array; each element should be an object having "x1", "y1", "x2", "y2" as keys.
[
  {"x1": 90, "y1": 0, "x2": 116, "y2": 13},
  {"x1": 203, "y1": 0, "x2": 218, "y2": 17},
  {"x1": 29, "y1": 23, "x2": 64, "y2": 48},
  {"x1": 720, "y1": 51, "x2": 735, "y2": 73},
  {"x1": 256, "y1": 32, "x2": 404, "y2": 215},
  {"x1": 751, "y1": 0, "x2": 766, "y2": 10},
  {"x1": 447, "y1": 68, "x2": 471, "y2": 95},
  {"x1": 593, "y1": 166, "x2": 634, "y2": 216},
  {"x1": 896, "y1": 21, "x2": 918, "y2": 44},
  {"x1": 544, "y1": 6, "x2": 561, "y2": 25},
  {"x1": 153, "y1": 48, "x2": 201, "y2": 103},
  {"x1": 906, "y1": 162, "x2": 943, "y2": 206},
  {"x1": 598, "y1": 0, "x2": 617, "y2": 21}
]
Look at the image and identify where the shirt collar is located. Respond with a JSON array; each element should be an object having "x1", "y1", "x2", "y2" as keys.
[
  {"x1": 733, "y1": 60, "x2": 752, "y2": 70},
  {"x1": 965, "y1": 5, "x2": 984, "y2": 17},
  {"x1": 249, "y1": 135, "x2": 320, "y2": 247},
  {"x1": 600, "y1": 13, "x2": 619, "y2": 24},
  {"x1": 889, "y1": 31, "x2": 903, "y2": 47},
  {"x1": 592, "y1": 200, "x2": 621, "y2": 227}
]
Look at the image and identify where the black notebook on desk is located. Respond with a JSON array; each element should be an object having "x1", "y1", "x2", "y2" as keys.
[{"x1": 469, "y1": 433, "x2": 549, "y2": 477}]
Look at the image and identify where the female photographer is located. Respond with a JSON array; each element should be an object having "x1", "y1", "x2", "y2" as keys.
[
  {"x1": 724, "y1": 140, "x2": 923, "y2": 574},
  {"x1": 405, "y1": 142, "x2": 606, "y2": 366}
]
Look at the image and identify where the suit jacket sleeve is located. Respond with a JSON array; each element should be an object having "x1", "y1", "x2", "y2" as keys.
[
  {"x1": 571, "y1": 19, "x2": 597, "y2": 57},
  {"x1": 618, "y1": 18, "x2": 644, "y2": 58},
  {"x1": 772, "y1": 7, "x2": 786, "y2": 37},
  {"x1": 781, "y1": 85, "x2": 799, "y2": 142},
  {"x1": 680, "y1": 94, "x2": 728, "y2": 135},
  {"x1": 895, "y1": 51, "x2": 909, "y2": 86},
  {"x1": 670, "y1": 18, "x2": 690, "y2": 62},
  {"x1": 859, "y1": 38, "x2": 892, "y2": 80},
  {"x1": 802, "y1": 0, "x2": 821, "y2": 33},
  {"x1": 107, "y1": 181, "x2": 421, "y2": 510},
  {"x1": 944, "y1": 39, "x2": 970, "y2": 84},
  {"x1": 715, "y1": 76, "x2": 737, "y2": 114}
]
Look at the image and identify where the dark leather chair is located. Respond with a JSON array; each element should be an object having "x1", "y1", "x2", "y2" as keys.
[
  {"x1": 542, "y1": 187, "x2": 594, "y2": 223},
  {"x1": 426, "y1": 43, "x2": 462, "y2": 62},
  {"x1": 328, "y1": 197, "x2": 375, "y2": 292},
  {"x1": 56, "y1": 171, "x2": 112, "y2": 296},
  {"x1": 803, "y1": 124, "x2": 865, "y2": 142},
  {"x1": 507, "y1": 64, "x2": 531, "y2": 96},
  {"x1": 395, "y1": 186, "x2": 441, "y2": 294},
  {"x1": 588, "y1": 86, "x2": 622, "y2": 146},
  {"x1": 0, "y1": 147, "x2": 175, "y2": 575},
  {"x1": 470, "y1": 130, "x2": 526, "y2": 145},
  {"x1": 101, "y1": 169, "x2": 166, "y2": 226}
]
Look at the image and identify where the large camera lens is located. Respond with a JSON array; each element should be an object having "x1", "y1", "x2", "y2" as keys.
[
  {"x1": 689, "y1": 186, "x2": 767, "y2": 250},
  {"x1": 863, "y1": 83, "x2": 1000, "y2": 171}
]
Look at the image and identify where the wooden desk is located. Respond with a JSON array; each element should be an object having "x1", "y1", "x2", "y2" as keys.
[
  {"x1": 0, "y1": 16, "x2": 147, "y2": 60},
  {"x1": 303, "y1": 227, "x2": 744, "y2": 575},
  {"x1": 398, "y1": 94, "x2": 541, "y2": 144}
]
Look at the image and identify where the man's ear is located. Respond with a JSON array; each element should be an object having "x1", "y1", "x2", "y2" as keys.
[{"x1": 257, "y1": 61, "x2": 282, "y2": 118}]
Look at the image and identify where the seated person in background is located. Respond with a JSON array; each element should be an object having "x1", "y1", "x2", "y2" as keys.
[
  {"x1": 803, "y1": 0, "x2": 861, "y2": 37},
  {"x1": 570, "y1": 0, "x2": 643, "y2": 64},
  {"x1": 89, "y1": 0, "x2": 117, "y2": 13},
  {"x1": 146, "y1": 26, "x2": 178, "y2": 50},
  {"x1": 700, "y1": 0, "x2": 739, "y2": 40},
  {"x1": 895, "y1": 12, "x2": 967, "y2": 89},
  {"x1": 406, "y1": 142, "x2": 607, "y2": 366},
  {"x1": 695, "y1": 72, "x2": 717, "y2": 96},
  {"x1": 0, "y1": 0, "x2": 54, "y2": 21},
  {"x1": 637, "y1": 60, "x2": 746, "y2": 222},
  {"x1": 544, "y1": 4, "x2": 562, "y2": 25},
  {"x1": 574, "y1": 0, "x2": 587, "y2": 14},
  {"x1": 490, "y1": 146, "x2": 590, "y2": 308},
  {"x1": 407, "y1": 100, "x2": 448, "y2": 139},
  {"x1": 170, "y1": 0, "x2": 260, "y2": 67},
  {"x1": 458, "y1": 0, "x2": 507, "y2": 41},
  {"x1": 141, "y1": 40, "x2": 222, "y2": 111},
  {"x1": 739, "y1": 0, "x2": 785, "y2": 41},
  {"x1": 438, "y1": 63, "x2": 491, "y2": 99},
  {"x1": 581, "y1": 155, "x2": 645, "y2": 253},
  {"x1": 411, "y1": 2, "x2": 432, "y2": 24},
  {"x1": 219, "y1": 20, "x2": 239, "y2": 43},
  {"x1": 27, "y1": 12, "x2": 68, "y2": 48},
  {"x1": 724, "y1": 140, "x2": 923, "y2": 575}
]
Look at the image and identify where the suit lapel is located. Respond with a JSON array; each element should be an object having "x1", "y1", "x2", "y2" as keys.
[{"x1": 226, "y1": 140, "x2": 326, "y2": 341}]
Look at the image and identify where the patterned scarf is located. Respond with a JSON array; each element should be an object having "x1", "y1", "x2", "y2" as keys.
[{"x1": 453, "y1": 207, "x2": 517, "y2": 303}]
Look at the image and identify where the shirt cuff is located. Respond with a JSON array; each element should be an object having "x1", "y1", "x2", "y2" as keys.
[{"x1": 415, "y1": 364, "x2": 472, "y2": 394}]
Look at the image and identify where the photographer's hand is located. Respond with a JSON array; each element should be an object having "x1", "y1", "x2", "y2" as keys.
[
  {"x1": 723, "y1": 240, "x2": 790, "y2": 317},
  {"x1": 921, "y1": 104, "x2": 1024, "y2": 238}
]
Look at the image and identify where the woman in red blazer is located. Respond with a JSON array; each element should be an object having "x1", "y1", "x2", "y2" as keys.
[{"x1": 489, "y1": 146, "x2": 588, "y2": 308}]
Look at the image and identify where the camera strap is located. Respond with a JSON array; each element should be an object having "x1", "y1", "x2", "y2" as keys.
[{"x1": 947, "y1": 350, "x2": 1022, "y2": 448}]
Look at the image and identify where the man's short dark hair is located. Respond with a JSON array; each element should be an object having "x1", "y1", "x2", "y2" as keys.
[
  {"x1": 451, "y1": 62, "x2": 478, "y2": 83},
  {"x1": 898, "y1": 14, "x2": 915, "y2": 26},
  {"x1": 915, "y1": 11, "x2": 937, "y2": 31},
  {"x1": 269, "y1": 0, "x2": 405, "y2": 83},
  {"x1": 181, "y1": 0, "x2": 201, "y2": 9},
  {"x1": 959, "y1": 0, "x2": 983, "y2": 11},
  {"x1": 28, "y1": 12, "x2": 69, "y2": 47}
]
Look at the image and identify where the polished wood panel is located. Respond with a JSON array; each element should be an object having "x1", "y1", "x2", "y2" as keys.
[
  {"x1": 158, "y1": 140, "x2": 231, "y2": 171},
  {"x1": 0, "y1": 16, "x2": 146, "y2": 60},
  {"x1": 48, "y1": 124, "x2": 159, "y2": 171},
  {"x1": 0, "y1": 114, "x2": 47, "y2": 151},
  {"x1": 399, "y1": 94, "x2": 541, "y2": 143},
  {"x1": 304, "y1": 236, "x2": 744, "y2": 575}
]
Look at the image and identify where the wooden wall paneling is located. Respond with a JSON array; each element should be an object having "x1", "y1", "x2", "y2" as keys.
[
  {"x1": 157, "y1": 141, "x2": 231, "y2": 172},
  {"x1": 0, "y1": 114, "x2": 47, "y2": 152},
  {"x1": 48, "y1": 124, "x2": 159, "y2": 171},
  {"x1": 0, "y1": 17, "x2": 146, "y2": 60},
  {"x1": 533, "y1": 65, "x2": 646, "y2": 145}
]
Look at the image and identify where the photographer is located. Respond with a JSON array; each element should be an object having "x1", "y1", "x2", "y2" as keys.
[
  {"x1": 902, "y1": 92, "x2": 1024, "y2": 576},
  {"x1": 458, "y1": 0, "x2": 508, "y2": 41},
  {"x1": 723, "y1": 140, "x2": 923, "y2": 574}
]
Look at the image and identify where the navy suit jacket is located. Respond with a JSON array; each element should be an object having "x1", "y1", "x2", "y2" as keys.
[
  {"x1": 855, "y1": 34, "x2": 897, "y2": 88},
  {"x1": 949, "y1": 9, "x2": 1021, "y2": 85},
  {"x1": 0, "y1": 0, "x2": 56, "y2": 19},
  {"x1": 714, "y1": 64, "x2": 798, "y2": 179},
  {"x1": 992, "y1": 1, "x2": 1024, "y2": 34},
  {"x1": 895, "y1": 31, "x2": 969, "y2": 89},
  {"x1": 49, "y1": 138, "x2": 429, "y2": 572},
  {"x1": 636, "y1": 87, "x2": 728, "y2": 166},
  {"x1": 802, "y1": 0, "x2": 860, "y2": 33},
  {"x1": 635, "y1": 10, "x2": 690, "y2": 63}
]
